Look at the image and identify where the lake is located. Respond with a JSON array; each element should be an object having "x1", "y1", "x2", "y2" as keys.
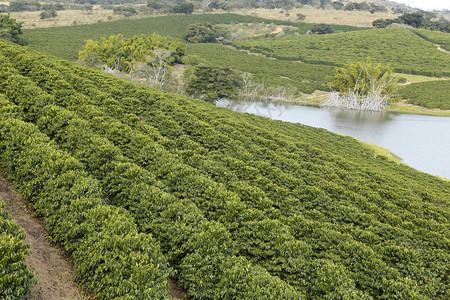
[{"x1": 217, "y1": 100, "x2": 450, "y2": 179}]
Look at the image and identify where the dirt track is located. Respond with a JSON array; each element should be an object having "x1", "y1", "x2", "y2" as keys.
[{"x1": 0, "y1": 171, "x2": 88, "y2": 300}]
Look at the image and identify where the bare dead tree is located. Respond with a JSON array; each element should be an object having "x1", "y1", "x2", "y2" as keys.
[{"x1": 136, "y1": 49, "x2": 173, "y2": 89}]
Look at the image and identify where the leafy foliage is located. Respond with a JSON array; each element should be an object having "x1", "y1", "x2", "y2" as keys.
[
  {"x1": 325, "y1": 57, "x2": 398, "y2": 110},
  {"x1": 172, "y1": 2, "x2": 194, "y2": 14},
  {"x1": 112, "y1": 6, "x2": 138, "y2": 17},
  {"x1": 1, "y1": 38, "x2": 449, "y2": 299},
  {"x1": 78, "y1": 33, "x2": 184, "y2": 73},
  {"x1": 328, "y1": 57, "x2": 397, "y2": 96},
  {"x1": 0, "y1": 41, "x2": 302, "y2": 299},
  {"x1": 186, "y1": 43, "x2": 334, "y2": 93},
  {"x1": 0, "y1": 13, "x2": 23, "y2": 44},
  {"x1": 372, "y1": 12, "x2": 450, "y2": 33},
  {"x1": 39, "y1": 10, "x2": 57, "y2": 20},
  {"x1": 232, "y1": 27, "x2": 450, "y2": 76},
  {"x1": 412, "y1": 29, "x2": 450, "y2": 51},
  {"x1": 22, "y1": 13, "x2": 359, "y2": 93},
  {"x1": 399, "y1": 80, "x2": 450, "y2": 110},
  {"x1": 0, "y1": 201, "x2": 36, "y2": 299},
  {"x1": 0, "y1": 63, "x2": 172, "y2": 299},
  {"x1": 185, "y1": 23, "x2": 229, "y2": 43},
  {"x1": 23, "y1": 13, "x2": 358, "y2": 61},
  {"x1": 186, "y1": 64, "x2": 242, "y2": 102},
  {"x1": 310, "y1": 23, "x2": 334, "y2": 35}
]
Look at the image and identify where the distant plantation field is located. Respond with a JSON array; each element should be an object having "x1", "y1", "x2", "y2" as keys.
[
  {"x1": 21, "y1": 13, "x2": 313, "y2": 61},
  {"x1": 413, "y1": 29, "x2": 450, "y2": 51},
  {"x1": 22, "y1": 13, "x2": 362, "y2": 61},
  {"x1": 232, "y1": 28, "x2": 450, "y2": 77},
  {"x1": 187, "y1": 43, "x2": 334, "y2": 93},
  {"x1": 399, "y1": 80, "x2": 450, "y2": 110},
  {"x1": 22, "y1": 13, "x2": 352, "y2": 93},
  {"x1": 22, "y1": 13, "x2": 450, "y2": 103},
  {"x1": 1, "y1": 40, "x2": 449, "y2": 299}
]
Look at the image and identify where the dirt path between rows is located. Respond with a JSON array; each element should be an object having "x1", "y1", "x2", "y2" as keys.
[
  {"x1": 271, "y1": 26, "x2": 284, "y2": 34},
  {"x1": 0, "y1": 171, "x2": 88, "y2": 300},
  {"x1": 437, "y1": 45, "x2": 450, "y2": 54}
]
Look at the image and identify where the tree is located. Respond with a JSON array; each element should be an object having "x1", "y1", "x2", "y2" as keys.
[
  {"x1": 147, "y1": 0, "x2": 163, "y2": 11},
  {"x1": 78, "y1": 33, "x2": 185, "y2": 74},
  {"x1": 135, "y1": 49, "x2": 173, "y2": 88},
  {"x1": 344, "y1": 3, "x2": 356, "y2": 11},
  {"x1": 310, "y1": 24, "x2": 334, "y2": 35},
  {"x1": 331, "y1": 1, "x2": 344, "y2": 10},
  {"x1": 0, "y1": 13, "x2": 23, "y2": 44},
  {"x1": 319, "y1": 0, "x2": 330, "y2": 9},
  {"x1": 172, "y1": 2, "x2": 194, "y2": 14},
  {"x1": 185, "y1": 23, "x2": 229, "y2": 43},
  {"x1": 296, "y1": 13, "x2": 306, "y2": 21},
  {"x1": 112, "y1": 6, "x2": 137, "y2": 17},
  {"x1": 324, "y1": 57, "x2": 398, "y2": 111},
  {"x1": 398, "y1": 12, "x2": 425, "y2": 28},
  {"x1": 40, "y1": 10, "x2": 57, "y2": 20},
  {"x1": 186, "y1": 65, "x2": 242, "y2": 102},
  {"x1": 372, "y1": 18, "x2": 392, "y2": 28}
]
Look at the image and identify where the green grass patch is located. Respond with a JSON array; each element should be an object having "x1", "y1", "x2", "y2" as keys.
[
  {"x1": 396, "y1": 73, "x2": 447, "y2": 84},
  {"x1": 361, "y1": 141, "x2": 402, "y2": 163}
]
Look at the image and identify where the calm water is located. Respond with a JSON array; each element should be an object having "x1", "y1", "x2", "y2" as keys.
[{"x1": 217, "y1": 100, "x2": 450, "y2": 179}]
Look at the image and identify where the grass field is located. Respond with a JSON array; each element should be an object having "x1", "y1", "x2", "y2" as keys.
[
  {"x1": 10, "y1": 6, "x2": 121, "y2": 29},
  {"x1": 237, "y1": 8, "x2": 399, "y2": 27}
]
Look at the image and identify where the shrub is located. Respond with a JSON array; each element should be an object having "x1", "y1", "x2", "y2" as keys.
[
  {"x1": 0, "y1": 13, "x2": 23, "y2": 44},
  {"x1": 185, "y1": 23, "x2": 229, "y2": 43},
  {"x1": 112, "y1": 6, "x2": 137, "y2": 17},
  {"x1": 172, "y1": 2, "x2": 194, "y2": 14},
  {"x1": 0, "y1": 202, "x2": 36, "y2": 299},
  {"x1": 310, "y1": 23, "x2": 334, "y2": 35},
  {"x1": 39, "y1": 10, "x2": 57, "y2": 20},
  {"x1": 186, "y1": 64, "x2": 242, "y2": 102}
]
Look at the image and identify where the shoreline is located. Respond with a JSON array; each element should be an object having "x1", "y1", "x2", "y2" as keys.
[{"x1": 250, "y1": 95, "x2": 450, "y2": 117}]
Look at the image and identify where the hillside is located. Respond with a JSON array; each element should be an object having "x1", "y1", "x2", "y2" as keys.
[
  {"x1": 21, "y1": 13, "x2": 360, "y2": 61},
  {"x1": 21, "y1": 13, "x2": 450, "y2": 110},
  {"x1": 1, "y1": 40, "x2": 449, "y2": 299},
  {"x1": 232, "y1": 27, "x2": 450, "y2": 76},
  {"x1": 399, "y1": 80, "x2": 450, "y2": 109}
]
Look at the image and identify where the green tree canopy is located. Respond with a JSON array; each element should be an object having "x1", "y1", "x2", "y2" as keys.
[
  {"x1": 185, "y1": 23, "x2": 229, "y2": 43},
  {"x1": 310, "y1": 23, "x2": 334, "y2": 35},
  {"x1": 328, "y1": 57, "x2": 398, "y2": 97},
  {"x1": 78, "y1": 33, "x2": 185, "y2": 74},
  {"x1": 325, "y1": 58, "x2": 399, "y2": 110},
  {"x1": 40, "y1": 10, "x2": 57, "y2": 20},
  {"x1": 186, "y1": 65, "x2": 242, "y2": 102},
  {"x1": 172, "y1": 2, "x2": 194, "y2": 14},
  {"x1": 0, "y1": 13, "x2": 23, "y2": 44}
]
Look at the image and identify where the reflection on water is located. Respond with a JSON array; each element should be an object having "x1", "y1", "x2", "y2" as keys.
[
  {"x1": 330, "y1": 108, "x2": 391, "y2": 122},
  {"x1": 223, "y1": 100, "x2": 285, "y2": 119},
  {"x1": 217, "y1": 100, "x2": 450, "y2": 179}
]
